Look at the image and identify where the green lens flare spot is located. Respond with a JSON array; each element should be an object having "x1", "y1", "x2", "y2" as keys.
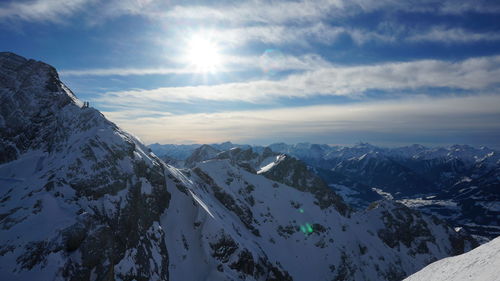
[
  {"x1": 306, "y1": 223, "x2": 313, "y2": 233},
  {"x1": 299, "y1": 223, "x2": 314, "y2": 235},
  {"x1": 300, "y1": 225, "x2": 307, "y2": 233},
  {"x1": 298, "y1": 208, "x2": 304, "y2": 213}
]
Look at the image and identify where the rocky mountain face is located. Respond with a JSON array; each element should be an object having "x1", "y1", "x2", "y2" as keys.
[
  {"x1": 150, "y1": 142, "x2": 251, "y2": 163},
  {"x1": 151, "y1": 141, "x2": 500, "y2": 241},
  {"x1": 264, "y1": 142, "x2": 500, "y2": 240},
  {"x1": 0, "y1": 52, "x2": 478, "y2": 281},
  {"x1": 0, "y1": 52, "x2": 172, "y2": 281},
  {"x1": 178, "y1": 159, "x2": 476, "y2": 281}
]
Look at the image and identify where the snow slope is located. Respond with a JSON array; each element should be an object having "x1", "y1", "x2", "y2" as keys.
[
  {"x1": 180, "y1": 159, "x2": 477, "y2": 280},
  {"x1": 0, "y1": 52, "x2": 479, "y2": 281},
  {"x1": 404, "y1": 236, "x2": 500, "y2": 281},
  {"x1": 0, "y1": 52, "x2": 172, "y2": 281},
  {"x1": 263, "y1": 142, "x2": 500, "y2": 239}
]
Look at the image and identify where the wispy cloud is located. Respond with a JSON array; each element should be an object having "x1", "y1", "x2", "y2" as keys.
[
  {"x1": 95, "y1": 55, "x2": 500, "y2": 105},
  {"x1": 162, "y1": 0, "x2": 344, "y2": 25},
  {"x1": 2, "y1": 0, "x2": 499, "y2": 26},
  {"x1": 408, "y1": 27, "x2": 500, "y2": 43},
  {"x1": 60, "y1": 53, "x2": 332, "y2": 76},
  {"x1": 60, "y1": 67, "x2": 192, "y2": 77},
  {"x1": 102, "y1": 95, "x2": 500, "y2": 145},
  {"x1": 207, "y1": 24, "x2": 499, "y2": 48},
  {"x1": 438, "y1": 1, "x2": 500, "y2": 14},
  {"x1": 0, "y1": 0, "x2": 92, "y2": 23},
  {"x1": 161, "y1": 0, "x2": 500, "y2": 25},
  {"x1": 206, "y1": 23, "x2": 395, "y2": 47}
]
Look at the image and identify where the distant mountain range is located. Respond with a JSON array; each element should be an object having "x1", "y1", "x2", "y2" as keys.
[
  {"x1": 0, "y1": 52, "x2": 490, "y2": 280},
  {"x1": 149, "y1": 141, "x2": 500, "y2": 240}
]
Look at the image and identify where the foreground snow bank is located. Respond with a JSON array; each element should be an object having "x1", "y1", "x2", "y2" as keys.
[{"x1": 404, "y1": 236, "x2": 500, "y2": 281}]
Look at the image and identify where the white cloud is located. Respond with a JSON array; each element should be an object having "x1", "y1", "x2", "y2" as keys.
[
  {"x1": 102, "y1": 95, "x2": 500, "y2": 144},
  {"x1": 160, "y1": 0, "x2": 500, "y2": 25},
  {"x1": 408, "y1": 27, "x2": 500, "y2": 43},
  {"x1": 2, "y1": 0, "x2": 499, "y2": 25},
  {"x1": 60, "y1": 53, "x2": 332, "y2": 76},
  {"x1": 95, "y1": 55, "x2": 500, "y2": 105},
  {"x1": 162, "y1": 0, "x2": 346, "y2": 25},
  {"x1": 438, "y1": 1, "x2": 500, "y2": 14},
  {"x1": 60, "y1": 67, "x2": 192, "y2": 77},
  {"x1": 207, "y1": 23, "x2": 394, "y2": 47},
  {"x1": 0, "y1": 0, "x2": 92, "y2": 23}
]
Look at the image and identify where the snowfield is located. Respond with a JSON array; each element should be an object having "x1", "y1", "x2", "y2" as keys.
[
  {"x1": 404, "y1": 236, "x2": 500, "y2": 281},
  {"x1": 0, "y1": 52, "x2": 482, "y2": 281}
]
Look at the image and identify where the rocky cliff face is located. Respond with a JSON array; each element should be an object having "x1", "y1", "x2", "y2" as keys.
[
  {"x1": 0, "y1": 53, "x2": 477, "y2": 281},
  {"x1": 265, "y1": 142, "x2": 500, "y2": 240},
  {"x1": 0, "y1": 52, "x2": 172, "y2": 281}
]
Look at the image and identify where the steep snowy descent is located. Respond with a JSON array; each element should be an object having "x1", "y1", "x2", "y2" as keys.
[
  {"x1": 0, "y1": 52, "x2": 172, "y2": 280},
  {"x1": 174, "y1": 158, "x2": 477, "y2": 280},
  {"x1": 154, "y1": 143, "x2": 478, "y2": 280},
  {"x1": 0, "y1": 52, "x2": 478, "y2": 281},
  {"x1": 404, "y1": 236, "x2": 500, "y2": 281}
]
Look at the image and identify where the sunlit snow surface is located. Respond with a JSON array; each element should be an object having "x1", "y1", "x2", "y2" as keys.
[
  {"x1": 0, "y1": 53, "x2": 480, "y2": 281},
  {"x1": 404, "y1": 236, "x2": 500, "y2": 281},
  {"x1": 257, "y1": 154, "x2": 286, "y2": 174}
]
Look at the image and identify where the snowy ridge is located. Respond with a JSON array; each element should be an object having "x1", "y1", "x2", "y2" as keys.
[
  {"x1": 257, "y1": 154, "x2": 286, "y2": 174},
  {"x1": 404, "y1": 236, "x2": 500, "y2": 281},
  {"x1": 0, "y1": 53, "x2": 479, "y2": 280},
  {"x1": 259, "y1": 142, "x2": 500, "y2": 240},
  {"x1": 175, "y1": 159, "x2": 476, "y2": 280},
  {"x1": 0, "y1": 52, "x2": 172, "y2": 280}
]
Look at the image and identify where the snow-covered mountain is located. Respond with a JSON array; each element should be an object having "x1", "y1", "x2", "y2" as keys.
[
  {"x1": 0, "y1": 52, "x2": 173, "y2": 280},
  {"x1": 151, "y1": 141, "x2": 500, "y2": 240},
  {"x1": 150, "y1": 142, "x2": 250, "y2": 162},
  {"x1": 176, "y1": 158, "x2": 476, "y2": 280},
  {"x1": 404, "y1": 236, "x2": 500, "y2": 281},
  {"x1": 148, "y1": 143, "x2": 201, "y2": 160},
  {"x1": 0, "y1": 52, "x2": 478, "y2": 281},
  {"x1": 264, "y1": 142, "x2": 500, "y2": 240}
]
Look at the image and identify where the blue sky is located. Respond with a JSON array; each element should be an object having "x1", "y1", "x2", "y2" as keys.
[{"x1": 1, "y1": 0, "x2": 500, "y2": 147}]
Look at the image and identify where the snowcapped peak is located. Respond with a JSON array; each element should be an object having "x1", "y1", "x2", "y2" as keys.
[
  {"x1": 213, "y1": 141, "x2": 234, "y2": 151},
  {"x1": 0, "y1": 53, "x2": 108, "y2": 162},
  {"x1": 358, "y1": 153, "x2": 368, "y2": 161},
  {"x1": 353, "y1": 142, "x2": 376, "y2": 149},
  {"x1": 0, "y1": 51, "x2": 83, "y2": 111},
  {"x1": 185, "y1": 144, "x2": 221, "y2": 166},
  {"x1": 0, "y1": 52, "x2": 28, "y2": 66},
  {"x1": 1, "y1": 53, "x2": 174, "y2": 280},
  {"x1": 449, "y1": 144, "x2": 474, "y2": 151},
  {"x1": 257, "y1": 154, "x2": 286, "y2": 174},
  {"x1": 0, "y1": 53, "x2": 482, "y2": 281}
]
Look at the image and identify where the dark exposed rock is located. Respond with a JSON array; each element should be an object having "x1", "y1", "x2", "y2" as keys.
[
  {"x1": 194, "y1": 167, "x2": 260, "y2": 236},
  {"x1": 210, "y1": 234, "x2": 239, "y2": 263},
  {"x1": 0, "y1": 52, "x2": 172, "y2": 281},
  {"x1": 261, "y1": 156, "x2": 350, "y2": 216}
]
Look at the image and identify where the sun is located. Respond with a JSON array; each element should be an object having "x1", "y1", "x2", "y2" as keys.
[{"x1": 185, "y1": 34, "x2": 223, "y2": 73}]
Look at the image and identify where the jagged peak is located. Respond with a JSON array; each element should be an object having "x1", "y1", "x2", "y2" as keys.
[
  {"x1": 0, "y1": 51, "x2": 28, "y2": 65},
  {"x1": 0, "y1": 51, "x2": 58, "y2": 77},
  {"x1": 353, "y1": 142, "x2": 376, "y2": 149},
  {"x1": 185, "y1": 144, "x2": 221, "y2": 166},
  {"x1": 197, "y1": 144, "x2": 219, "y2": 152},
  {"x1": 0, "y1": 52, "x2": 72, "y2": 105}
]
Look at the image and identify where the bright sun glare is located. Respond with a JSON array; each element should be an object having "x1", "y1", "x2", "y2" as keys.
[{"x1": 186, "y1": 34, "x2": 222, "y2": 73}]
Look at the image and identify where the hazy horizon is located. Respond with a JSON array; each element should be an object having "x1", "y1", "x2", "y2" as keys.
[
  {"x1": 146, "y1": 140, "x2": 500, "y2": 150},
  {"x1": 1, "y1": 0, "x2": 499, "y2": 148}
]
